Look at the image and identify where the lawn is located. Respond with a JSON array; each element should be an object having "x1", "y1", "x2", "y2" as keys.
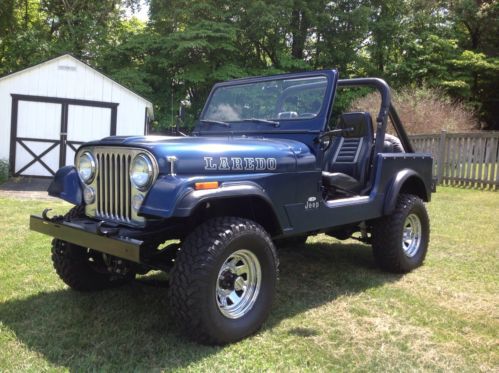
[{"x1": 0, "y1": 187, "x2": 497, "y2": 372}]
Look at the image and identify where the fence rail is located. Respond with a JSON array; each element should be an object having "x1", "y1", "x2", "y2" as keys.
[{"x1": 409, "y1": 131, "x2": 499, "y2": 190}]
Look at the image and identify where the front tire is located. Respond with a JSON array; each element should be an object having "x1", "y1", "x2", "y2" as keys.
[
  {"x1": 169, "y1": 217, "x2": 278, "y2": 345},
  {"x1": 52, "y1": 239, "x2": 135, "y2": 291},
  {"x1": 371, "y1": 194, "x2": 430, "y2": 273}
]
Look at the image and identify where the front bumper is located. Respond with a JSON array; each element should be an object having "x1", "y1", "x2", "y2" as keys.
[{"x1": 30, "y1": 215, "x2": 143, "y2": 263}]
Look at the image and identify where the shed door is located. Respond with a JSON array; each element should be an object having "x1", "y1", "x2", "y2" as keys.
[
  {"x1": 10, "y1": 95, "x2": 117, "y2": 177},
  {"x1": 65, "y1": 105, "x2": 113, "y2": 165},
  {"x1": 14, "y1": 101, "x2": 62, "y2": 177}
]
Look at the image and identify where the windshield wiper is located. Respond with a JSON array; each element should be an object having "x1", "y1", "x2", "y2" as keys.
[
  {"x1": 199, "y1": 119, "x2": 231, "y2": 128},
  {"x1": 246, "y1": 118, "x2": 280, "y2": 127}
]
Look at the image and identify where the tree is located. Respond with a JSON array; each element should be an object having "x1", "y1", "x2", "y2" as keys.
[
  {"x1": 449, "y1": 0, "x2": 499, "y2": 128},
  {"x1": 1, "y1": 0, "x2": 497, "y2": 129}
]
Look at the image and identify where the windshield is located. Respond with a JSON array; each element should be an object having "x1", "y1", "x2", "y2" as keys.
[{"x1": 202, "y1": 76, "x2": 328, "y2": 123}]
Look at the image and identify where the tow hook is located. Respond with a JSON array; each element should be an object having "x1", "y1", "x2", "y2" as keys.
[
  {"x1": 41, "y1": 208, "x2": 64, "y2": 223},
  {"x1": 97, "y1": 221, "x2": 120, "y2": 237}
]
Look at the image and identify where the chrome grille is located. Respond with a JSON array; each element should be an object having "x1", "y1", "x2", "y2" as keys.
[
  {"x1": 95, "y1": 150, "x2": 132, "y2": 224},
  {"x1": 79, "y1": 146, "x2": 156, "y2": 227}
]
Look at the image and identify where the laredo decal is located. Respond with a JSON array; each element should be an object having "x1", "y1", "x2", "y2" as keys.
[{"x1": 204, "y1": 157, "x2": 277, "y2": 171}]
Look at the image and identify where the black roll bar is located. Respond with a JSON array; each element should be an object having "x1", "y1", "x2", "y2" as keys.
[
  {"x1": 388, "y1": 104, "x2": 414, "y2": 153},
  {"x1": 337, "y1": 78, "x2": 414, "y2": 153}
]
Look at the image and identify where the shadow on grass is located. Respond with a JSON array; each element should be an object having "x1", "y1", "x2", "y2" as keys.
[{"x1": 0, "y1": 241, "x2": 401, "y2": 370}]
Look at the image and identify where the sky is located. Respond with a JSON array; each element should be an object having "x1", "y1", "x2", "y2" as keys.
[{"x1": 125, "y1": 1, "x2": 149, "y2": 22}]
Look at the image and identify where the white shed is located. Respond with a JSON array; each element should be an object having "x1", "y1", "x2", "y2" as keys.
[{"x1": 0, "y1": 54, "x2": 153, "y2": 177}]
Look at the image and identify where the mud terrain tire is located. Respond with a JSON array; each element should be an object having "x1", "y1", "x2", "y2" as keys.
[
  {"x1": 371, "y1": 194, "x2": 429, "y2": 273},
  {"x1": 51, "y1": 207, "x2": 134, "y2": 291},
  {"x1": 169, "y1": 217, "x2": 278, "y2": 345}
]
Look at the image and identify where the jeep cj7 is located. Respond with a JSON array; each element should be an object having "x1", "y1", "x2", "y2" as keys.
[{"x1": 30, "y1": 70, "x2": 433, "y2": 344}]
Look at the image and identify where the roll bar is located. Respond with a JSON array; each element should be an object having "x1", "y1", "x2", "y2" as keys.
[{"x1": 337, "y1": 78, "x2": 414, "y2": 153}]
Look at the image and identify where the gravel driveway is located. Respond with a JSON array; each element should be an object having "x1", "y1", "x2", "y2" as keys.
[{"x1": 0, "y1": 178, "x2": 55, "y2": 200}]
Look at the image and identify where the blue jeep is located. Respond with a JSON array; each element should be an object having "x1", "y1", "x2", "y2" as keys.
[{"x1": 30, "y1": 70, "x2": 432, "y2": 344}]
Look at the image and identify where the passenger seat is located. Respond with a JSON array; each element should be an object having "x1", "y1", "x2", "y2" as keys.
[{"x1": 322, "y1": 112, "x2": 374, "y2": 194}]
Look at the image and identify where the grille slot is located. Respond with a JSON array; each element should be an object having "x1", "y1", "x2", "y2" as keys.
[{"x1": 95, "y1": 151, "x2": 132, "y2": 224}]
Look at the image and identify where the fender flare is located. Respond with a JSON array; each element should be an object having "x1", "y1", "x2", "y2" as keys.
[
  {"x1": 173, "y1": 181, "x2": 277, "y2": 219},
  {"x1": 47, "y1": 166, "x2": 83, "y2": 206},
  {"x1": 383, "y1": 169, "x2": 429, "y2": 215}
]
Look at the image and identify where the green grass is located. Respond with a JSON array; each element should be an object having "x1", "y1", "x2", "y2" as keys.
[{"x1": 0, "y1": 188, "x2": 498, "y2": 372}]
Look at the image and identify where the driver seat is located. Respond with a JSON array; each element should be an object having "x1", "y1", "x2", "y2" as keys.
[{"x1": 322, "y1": 112, "x2": 374, "y2": 194}]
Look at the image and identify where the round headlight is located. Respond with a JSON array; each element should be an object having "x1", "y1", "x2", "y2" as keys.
[
  {"x1": 78, "y1": 152, "x2": 96, "y2": 183},
  {"x1": 83, "y1": 186, "x2": 96, "y2": 204},
  {"x1": 130, "y1": 154, "x2": 154, "y2": 190}
]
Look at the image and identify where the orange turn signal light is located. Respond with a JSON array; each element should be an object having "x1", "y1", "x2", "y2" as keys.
[{"x1": 195, "y1": 181, "x2": 219, "y2": 190}]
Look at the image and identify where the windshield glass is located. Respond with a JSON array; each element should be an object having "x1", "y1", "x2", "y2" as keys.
[{"x1": 202, "y1": 76, "x2": 328, "y2": 123}]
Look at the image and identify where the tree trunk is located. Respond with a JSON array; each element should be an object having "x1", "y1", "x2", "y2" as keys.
[{"x1": 290, "y1": 5, "x2": 309, "y2": 60}]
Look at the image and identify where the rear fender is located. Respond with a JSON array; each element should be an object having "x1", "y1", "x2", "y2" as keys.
[
  {"x1": 47, "y1": 166, "x2": 83, "y2": 205},
  {"x1": 384, "y1": 169, "x2": 430, "y2": 215}
]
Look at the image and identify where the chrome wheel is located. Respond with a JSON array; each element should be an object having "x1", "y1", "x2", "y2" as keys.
[
  {"x1": 216, "y1": 249, "x2": 261, "y2": 319},
  {"x1": 402, "y1": 213, "x2": 422, "y2": 258}
]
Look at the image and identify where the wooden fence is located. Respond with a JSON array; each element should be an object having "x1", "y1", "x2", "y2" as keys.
[{"x1": 409, "y1": 131, "x2": 499, "y2": 190}]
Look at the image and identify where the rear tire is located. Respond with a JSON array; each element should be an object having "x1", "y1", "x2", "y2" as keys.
[
  {"x1": 169, "y1": 217, "x2": 278, "y2": 345},
  {"x1": 371, "y1": 194, "x2": 429, "y2": 273}
]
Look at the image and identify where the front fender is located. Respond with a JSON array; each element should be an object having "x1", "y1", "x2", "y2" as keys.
[
  {"x1": 139, "y1": 175, "x2": 189, "y2": 218},
  {"x1": 47, "y1": 166, "x2": 83, "y2": 205},
  {"x1": 383, "y1": 169, "x2": 430, "y2": 214},
  {"x1": 139, "y1": 176, "x2": 276, "y2": 220},
  {"x1": 173, "y1": 181, "x2": 274, "y2": 217}
]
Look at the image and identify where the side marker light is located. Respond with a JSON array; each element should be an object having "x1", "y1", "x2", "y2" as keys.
[{"x1": 195, "y1": 181, "x2": 219, "y2": 190}]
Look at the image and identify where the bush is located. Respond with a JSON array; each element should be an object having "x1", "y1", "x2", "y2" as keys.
[
  {"x1": 0, "y1": 159, "x2": 9, "y2": 183},
  {"x1": 349, "y1": 86, "x2": 478, "y2": 135}
]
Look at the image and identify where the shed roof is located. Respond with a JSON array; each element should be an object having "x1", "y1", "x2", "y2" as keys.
[{"x1": 0, "y1": 54, "x2": 153, "y2": 108}]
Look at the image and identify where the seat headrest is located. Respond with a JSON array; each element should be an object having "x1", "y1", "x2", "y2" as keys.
[{"x1": 337, "y1": 112, "x2": 373, "y2": 138}]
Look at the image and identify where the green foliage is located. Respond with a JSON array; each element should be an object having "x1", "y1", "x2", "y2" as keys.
[
  {"x1": 331, "y1": 87, "x2": 373, "y2": 125},
  {"x1": 0, "y1": 159, "x2": 9, "y2": 183},
  {"x1": 0, "y1": 0, "x2": 498, "y2": 130}
]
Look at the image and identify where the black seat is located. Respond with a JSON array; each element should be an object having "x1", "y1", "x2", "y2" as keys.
[
  {"x1": 322, "y1": 112, "x2": 374, "y2": 194},
  {"x1": 322, "y1": 171, "x2": 362, "y2": 192}
]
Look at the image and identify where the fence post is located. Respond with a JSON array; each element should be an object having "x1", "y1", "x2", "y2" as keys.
[{"x1": 436, "y1": 130, "x2": 447, "y2": 184}]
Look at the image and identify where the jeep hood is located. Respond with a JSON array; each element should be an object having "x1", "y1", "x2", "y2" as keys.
[{"x1": 83, "y1": 135, "x2": 316, "y2": 174}]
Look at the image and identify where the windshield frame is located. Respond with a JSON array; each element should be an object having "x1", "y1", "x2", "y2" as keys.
[{"x1": 195, "y1": 70, "x2": 338, "y2": 134}]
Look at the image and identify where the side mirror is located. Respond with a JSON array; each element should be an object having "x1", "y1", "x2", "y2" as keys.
[
  {"x1": 336, "y1": 112, "x2": 372, "y2": 138},
  {"x1": 318, "y1": 127, "x2": 354, "y2": 147}
]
